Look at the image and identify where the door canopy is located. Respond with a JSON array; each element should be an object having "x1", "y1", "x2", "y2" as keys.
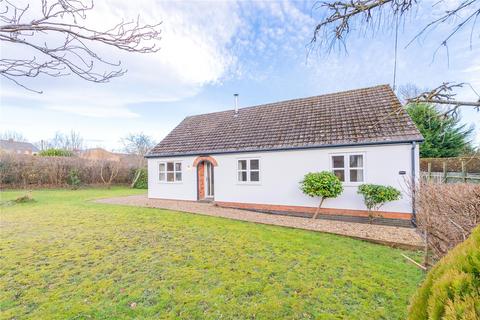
[{"x1": 193, "y1": 156, "x2": 218, "y2": 167}]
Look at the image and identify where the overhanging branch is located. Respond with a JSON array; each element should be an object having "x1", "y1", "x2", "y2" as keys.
[
  {"x1": 410, "y1": 99, "x2": 480, "y2": 107},
  {"x1": 0, "y1": 0, "x2": 162, "y2": 92}
]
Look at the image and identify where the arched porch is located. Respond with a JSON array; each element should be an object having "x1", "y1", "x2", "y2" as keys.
[{"x1": 193, "y1": 156, "x2": 218, "y2": 201}]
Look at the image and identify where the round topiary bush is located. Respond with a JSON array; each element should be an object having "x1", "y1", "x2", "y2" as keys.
[
  {"x1": 300, "y1": 171, "x2": 343, "y2": 219},
  {"x1": 408, "y1": 225, "x2": 480, "y2": 320},
  {"x1": 357, "y1": 184, "x2": 401, "y2": 218}
]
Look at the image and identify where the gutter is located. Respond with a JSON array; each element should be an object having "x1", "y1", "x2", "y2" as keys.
[
  {"x1": 145, "y1": 138, "x2": 424, "y2": 158},
  {"x1": 411, "y1": 141, "x2": 417, "y2": 226}
]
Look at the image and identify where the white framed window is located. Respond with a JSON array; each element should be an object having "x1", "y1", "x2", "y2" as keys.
[
  {"x1": 331, "y1": 153, "x2": 364, "y2": 183},
  {"x1": 237, "y1": 159, "x2": 260, "y2": 183},
  {"x1": 159, "y1": 161, "x2": 182, "y2": 182}
]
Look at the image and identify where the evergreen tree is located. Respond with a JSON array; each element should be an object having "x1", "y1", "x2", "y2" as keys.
[{"x1": 406, "y1": 103, "x2": 474, "y2": 158}]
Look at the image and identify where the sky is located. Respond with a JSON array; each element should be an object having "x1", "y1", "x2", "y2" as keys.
[{"x1": 1, "y1": 0, "x2": 479, "y2": 151}]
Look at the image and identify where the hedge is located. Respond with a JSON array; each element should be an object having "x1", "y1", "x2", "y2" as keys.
[
  {"x1": 38, "y1": 148, "x2": 73, "y2": 157},
  {"x1": 415, "y1": 182, "x2": 480, "y2": 263},
  {"x1": 0, "y1": 153, "x2": 138, "y2": 188},
  {"x1": 408, "y1": 225, "x2": 480, "y2": 319}
]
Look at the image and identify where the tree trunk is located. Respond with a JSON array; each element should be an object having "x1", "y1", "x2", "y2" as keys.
[
  {"x1": 312, "y1": 197, "x2": 325, "y2": 219},
  {"x1": 130, "y1": 169, "x2": 142, "y2": 188}
]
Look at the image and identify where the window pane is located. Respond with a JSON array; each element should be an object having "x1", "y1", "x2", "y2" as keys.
[
  {"x1": 167, "y1": 162, "x2": 174, "y2": 171},
  {"x1": 332, "y1": 156, "x2": 344, "y2": 168},
  {"x1": 238, "y1": 171, "x2": 247, "y2": 182},
  {"x1": 159, "y1": 163, "x2": 165, "y2": 172},
  {"x1": 250, "y1": 171, "x2": 259, "y2": 181},
  {"x1": 159, "y1": 172, "x2": 165, "y2": 181},
  {"x1": 350, "y1": 155, "x2": 363, "y2": 168},
  {"x1": 333, "y1": 169, "x2": 345, "y2": 182},
  {"x1": 175, "y1": 162, "x2": 182, "y2": 171},
  {"x1": 238, "y1": 160, "x2": 247, "y2": 170},
  {"x1": 175, "y1": 172, "x2": 182, "y2": 181},
  {"x1": 167, "y1": 172, "x2": 174, "y2": 182},
  {"x1": 250, "y1": 159, "x2": 259, "y2": 170},
  {"x1": 350, "y1": 169, "x2": 364, "y2": 182}
]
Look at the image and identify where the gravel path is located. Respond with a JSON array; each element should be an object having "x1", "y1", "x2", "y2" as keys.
[{"x1": 95, "y1": 195, "x2": 424, "y2": 249}]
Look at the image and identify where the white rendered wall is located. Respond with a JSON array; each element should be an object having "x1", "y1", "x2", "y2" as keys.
[
  {"x1": 147, "y1": 155, "x2": 198, "y2": 201},
  {"x1": 148, "y1": 143, "x2": 419, "y2": 213}
]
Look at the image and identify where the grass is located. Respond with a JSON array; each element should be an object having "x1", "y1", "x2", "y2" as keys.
[{"x1": 0, "y1": 188, "x2": 424, "y2": 319}]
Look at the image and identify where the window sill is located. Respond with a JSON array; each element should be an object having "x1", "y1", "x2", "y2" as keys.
[
  {"x1": 157, "y1": 181, "x2": 183, "y2": 184},
  {"x1": 236, "y1": 182, "x2": 261, "y2": 186}
]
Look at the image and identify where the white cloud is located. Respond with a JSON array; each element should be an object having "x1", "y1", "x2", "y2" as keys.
[
  {"x1": 84, "y1": 0, "x2": 241, "y2": 88},
  {"x1": 4, "y1": 0, "x2": 478, "y2": 147},
  {"x1": 1, "y1": 0, "x2": 243, "y2": 116},
  {"x1": 1, "y1": 0, "x2": 321, "y2": 119},
  {"x1": 462, "y1": 56, "x2": 480, "y2": 87},
  {"x1": 47, "y1": 105, "x2": 140, "y2": 118},
  {"x1": 464, "y1": 65, "x2": 480, "y2": 73}
]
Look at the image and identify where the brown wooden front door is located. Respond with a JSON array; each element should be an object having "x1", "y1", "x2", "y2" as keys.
[
  {"x1": 198, "y1": 161, "x2": 205, "y2": 199},
  {"x1": 197, "y1": 161, "x2": 214, "y2": 200}
]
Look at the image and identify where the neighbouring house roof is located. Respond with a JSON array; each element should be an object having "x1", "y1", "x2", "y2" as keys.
[
  {"x1": 0, "y1": 139, "x2": 39, "y2": 153},
  {"x1": 148, "y1": 85, "x2": 423, "y2": 157},
  {"x1": 78, "y1": 148, "x2": 122, "y2": 162},
  {"x1": 78, "y1": 148, "x2": 138, "y2": 164}
]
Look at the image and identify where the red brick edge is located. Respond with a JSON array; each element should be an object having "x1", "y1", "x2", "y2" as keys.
[
  {"x1": 215, "y1": 201, "x2": 412, "y2": 220},
  {"x1": 193, "y1": 156, "x2": 218, "y2": 167}
]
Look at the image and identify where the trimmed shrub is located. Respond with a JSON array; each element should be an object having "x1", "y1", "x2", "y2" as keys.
[
  {"x1": 300, "y1": 171, "x2": 343, "y2": 219},
  {"x1": 357, "y1": 184, "x2": 402, "y2": 211},
  {"x1": 39, "y1": 148, "x2": 73, "y2": 157},
  {"x1": 132, "y1": 168, "x2": 147, "y2": 189},
  {"x1": 408, "y1": 225, "x2": 480, "y2": 320},
  {"x1": 358, "y1": 184, "x2": 401, "y2": 222}
]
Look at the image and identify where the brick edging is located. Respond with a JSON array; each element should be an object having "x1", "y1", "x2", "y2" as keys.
[{"x1": 215, "y1": 201, "x2": 412, "y2": 221}]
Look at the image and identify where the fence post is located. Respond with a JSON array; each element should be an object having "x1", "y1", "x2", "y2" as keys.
[
  {"x1": 442, "y1": 162, "x2": 447, "y2": 183},
  {"x1": 427, "y1": 162, "x2": 432, "y2": 182},
  {"x1": 461, "y1": 161, "x2": 467, "y2": 183}
]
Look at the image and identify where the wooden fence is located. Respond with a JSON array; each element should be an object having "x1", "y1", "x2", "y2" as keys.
[{"x1": 421, "y1": 161, "x2": 480, "y2": 183}]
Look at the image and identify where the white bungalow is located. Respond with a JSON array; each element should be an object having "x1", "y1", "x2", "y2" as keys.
[{"x1": 146, "y1": 85, "x2": 423, "y2": 226}]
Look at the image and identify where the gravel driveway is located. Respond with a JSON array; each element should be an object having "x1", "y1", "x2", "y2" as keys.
[{"x1": 96, "y1": 194, "x2": 424, "y2": 249}]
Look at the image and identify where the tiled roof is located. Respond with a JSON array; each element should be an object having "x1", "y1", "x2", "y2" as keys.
[
  {"x1": 0, "y1": 139, "x2": 39, "y2": 152},
  {"x1": 148, "y1": 85, "x2": 423, "y2": 157}
]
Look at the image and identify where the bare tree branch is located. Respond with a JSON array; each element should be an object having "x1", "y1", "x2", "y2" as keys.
[
  {"x1": 0, "y1": 0, "x2": 162, "y2": 92},
  {"x1": 413, "y1": 99, "x2": 480, "y2": 107},
  {"x1": 310, "y1": 0, "x2": 480, "y2": 111},
  {"x1": 408, "y1": 83, "x2": 480, "y2": 115},
  {"x1": 310, "y1": 0, "x2": 415, "y2": 51},
  {"x1": 311, "y1": 0, "x2": 479, "y2": 52},
  {"x1": 0, "y1": 130, "x2": 27, "y2": 142},
  {"x1": 121, "y1": 132, "x2": 154, "y2": 167},
  {"x1": 406, "y1": 0, "x2": 480, "y2": 50}
]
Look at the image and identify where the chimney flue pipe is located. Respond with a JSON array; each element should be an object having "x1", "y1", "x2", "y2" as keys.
[{"x1": 234, "y1": 93, "x2": 239, "y2": 114}]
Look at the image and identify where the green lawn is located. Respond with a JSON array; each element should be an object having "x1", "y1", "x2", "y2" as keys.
[{"x1": 0, "y1": 188, "x2": 424, "y2": 319}]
